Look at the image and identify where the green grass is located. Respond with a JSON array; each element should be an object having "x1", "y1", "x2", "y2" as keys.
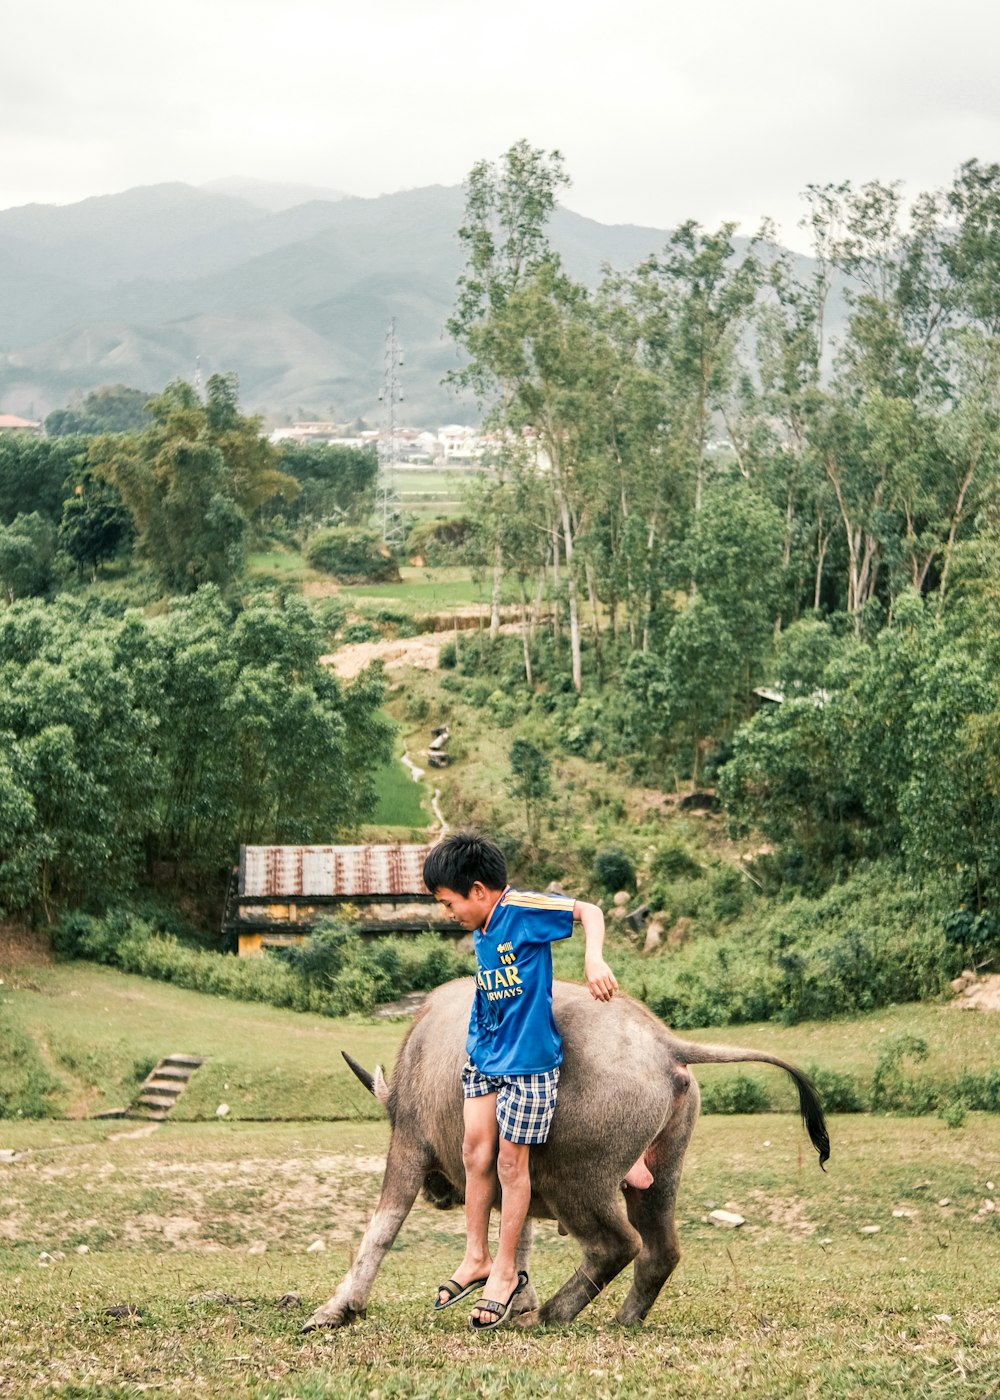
[
  {"x1": 4, "y1": 955, "x2": 999, "y2": 1125},
  {"x1": 246, "y1": 547, "x2": 320, "y2": 584},
  {"x1": 0, "y1": 1114, "x2": 997, "y2": 1398},
  {"x1": 369, "y1": 754, "x2": 430, "y2": 830},
  {"x1": 338, "y1": 566, "x2": 519, "y2": 618},
  {"x1": 3, "y1": 959, "x2": 999, "y2": 1393},
  {"x1": 1, "y1": 961, "x2": 406, "y2": 1122}
]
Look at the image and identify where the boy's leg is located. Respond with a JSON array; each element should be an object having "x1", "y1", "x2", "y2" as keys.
[
  {"x1": 436, "y1": 1091, "x2": 498, "y2": 1307},
  {"x1": 470, "y1": 1068, "x2": 558, "y2": 1325},
  {"x1": 470, "y1": 1135, "x2": 531, "y2": 1325}
]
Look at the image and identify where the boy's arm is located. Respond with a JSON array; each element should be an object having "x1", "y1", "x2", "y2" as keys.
[{"x1": 572, "y1": 899, "x2": 619, "y2": 1002}]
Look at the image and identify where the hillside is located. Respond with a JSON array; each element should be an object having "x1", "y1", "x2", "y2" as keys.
[{"x1": 0, "y1": 180, "x2": 795, "y2": 425}]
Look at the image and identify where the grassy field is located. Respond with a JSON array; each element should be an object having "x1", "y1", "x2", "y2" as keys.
[
  {"x1": 369, "y1": 753, "x2": 429, "y2": 830},
  {"x1": 1, "y1": 961, "x2": 404, "y2": 1122},
  {"x1": 3, "y1": 960, "x2": 999, "y2": 1395},
  {"x1": 1, "y1": 1114, "x2": 997, "y2": 1398},
  {"x1": 4, "y1": 948, "x2": 997, "y2": 1123},
  {"x1": 337, "y1": 566, "x2": 520, "y2": 619}
]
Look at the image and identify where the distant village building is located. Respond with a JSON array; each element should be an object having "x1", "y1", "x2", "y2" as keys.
[
  {"x1": 224, "y1": 842, "x2": 451, "y2": 956},
  {"x1": 0, "y1": 413, "x2": 44, "y2": 436},
  {"x1": 438, "y1": 424, "x2": 484, "y2": 463},
  {"x1": 269, "y1": 421, "x2": 362, "y2": 446},
  {"x1": 265, "y1": 420, "x2": 535, "y2": 468}
]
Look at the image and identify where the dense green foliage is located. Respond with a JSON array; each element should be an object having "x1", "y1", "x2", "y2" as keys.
[
  {"x1": 0, "y1": 589, "x2": 392, "y2": 917},
  {"x1": 432, "y1": 146, "x2": 1000, "y2": 929},
  {"x1": 48, "y1": 909, "x2": 473, "y2": 1020},
  {"x1": 45, "y1": 384, "x2": 154, "y2": 437},
  {"x1": 0, "y1": 433, "x2": 87, "y2": 524},
  {"x1": 305, "y1": 524, "x2": 401, "y2": 582},
  {"x1": 271, "y1": 441, "x2": 379, "y2": 529},
  {"x1": 90, "y1": 374, "x2": 299, "y2": 592}
]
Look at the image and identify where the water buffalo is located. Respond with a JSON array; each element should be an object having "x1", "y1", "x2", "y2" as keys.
[{"x1": 303, "y1": 977, "x2": 829, "y2": 1331}]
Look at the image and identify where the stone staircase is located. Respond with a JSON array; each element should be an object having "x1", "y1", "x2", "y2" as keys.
[{"x1": 95, "y1": 1054, "x2": 205, "y2": 1121}]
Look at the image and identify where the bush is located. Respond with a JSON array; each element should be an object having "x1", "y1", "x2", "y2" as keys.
[
  {"x1": 699, "y1": 1073, "x2": 772, "y2": 1114},
  {"x1": 305, "y1": 526, "x2": 400, "y2": 583},
  {"x1": 638, "y1": 866, "x2": 956, "y2": 1029},
  {"x1": 805, "y1": 1064, "x2": 866, "y2": 1114},
  {"x1": 593, "y1": 848, "x2": 635, "y2": 893}
]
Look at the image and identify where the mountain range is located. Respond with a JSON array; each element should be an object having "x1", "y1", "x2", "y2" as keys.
[{"x1": 0, "y1": 179, "x2": 800, "y2": 426}]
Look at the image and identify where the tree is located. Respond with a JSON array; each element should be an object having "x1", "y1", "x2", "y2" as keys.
[
  {"x1": 506, "y1": 737, "x2": 552, "y2": 844},
  {"x1": 272, "y1": 442, "x2": 378, "y2": 529},
  {"x1": 447, "y1": 139, "x2": 569, "y2": 402},
  {"x1": 0, "y1": 589, "x2": 396, "y2": 916},
  {"x1": 0, "y1": 513, "x2": 56, "y2": 602},
  {"x1": 0, "y1": 435, "x2": 86, "y2": 525},
  {"x1": 92, "y1": 376, "x2": 298, "y2": 593},
  {"x1": 45, "y1": 385, "x2": 152, "y2": 436},
  {"x1": 58, "y1": 474, "x2": 133, "y2": 577}
]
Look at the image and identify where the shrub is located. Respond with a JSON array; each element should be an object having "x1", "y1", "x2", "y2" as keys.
[
  {"x1": 805, "y1": 1064, "x2": 866, "y2": 1114},
  {"x1": 593, "y1": 848, "x2": 635, "y2": 893},
  {"x1": 342, "y1": 620, "x2": 380, "y2": 643},
  {"x1": 305, "y1": 526, "x2": 400, "y2": 583},
  {"x1": 650, "y1": 845, "x2": 702, "y2": 882},
  {"x1": 699, "y1": 1073, "x2": 772, "y2": 1114}
]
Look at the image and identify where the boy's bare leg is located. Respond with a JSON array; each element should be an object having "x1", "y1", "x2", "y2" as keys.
[
  {"x1": 437, "y1": 1094, "x2": 498, "y2": 1306},
  {"x1": 470, "y1": 1136, "x2": 531, "y2": 1324},
  {"x1": 623, "y1": 1152, "x2": 654, "y2": 1190}
]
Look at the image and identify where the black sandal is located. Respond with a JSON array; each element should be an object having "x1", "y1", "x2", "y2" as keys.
[{"x1": 469, "y1": 1271, "x2": 529, "y2": 1330}]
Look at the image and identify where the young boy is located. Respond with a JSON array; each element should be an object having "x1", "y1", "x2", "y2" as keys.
[{"x1": 423, "y1": 831, "x2": 651, "y2": 1331}]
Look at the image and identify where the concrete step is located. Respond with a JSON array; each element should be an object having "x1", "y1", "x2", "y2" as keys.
[
  {"x1": 137, "y1": 1093, "x2": 182, "y2": 1111},
  {"x1": 162, "y1": 1054, "x2": 205, "y2": 1068},
  {"x1": 152, "y1": 1066, "x2": 193, "y2": 1082},
  {"x1": 144, "y1": 1079, "x2": 183, "y2": 1096}
]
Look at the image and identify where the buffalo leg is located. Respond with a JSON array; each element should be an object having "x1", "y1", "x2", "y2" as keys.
[
  {"x1": 616, "y1": 1094, "x2": 698, "y2": 1323},
  {"x1": 615, "y1": 1163, "x2": 683, "y2": 1323},
  {"x1": 536, "y1": 1199, "x2": 641, "y2": 1324},
  {"x1": 303, "y1": 1134, "x2": 429, "y2": 1331}
]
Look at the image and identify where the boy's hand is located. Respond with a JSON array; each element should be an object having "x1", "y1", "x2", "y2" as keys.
[{"x1": 585, "y1": 957, "x2": 619, "y2": 1002}]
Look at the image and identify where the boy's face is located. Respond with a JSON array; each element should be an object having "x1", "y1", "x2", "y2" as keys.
[{"x1": 433, "y1": 881, "x2": 497, "y2": 931}]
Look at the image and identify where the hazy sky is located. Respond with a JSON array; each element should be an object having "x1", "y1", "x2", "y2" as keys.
[{"x1": 5, "y1": 0, "x2": 1000, "y2": 250}]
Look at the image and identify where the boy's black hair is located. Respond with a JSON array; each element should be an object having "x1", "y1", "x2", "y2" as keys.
[{"x1": 423, "y1": 832, "x2": 507, "y2": 896}]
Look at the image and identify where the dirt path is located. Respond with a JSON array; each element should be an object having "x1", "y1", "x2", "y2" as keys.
[{"x1": 321, "y1": 632, "x2": 445, "y2": 679}]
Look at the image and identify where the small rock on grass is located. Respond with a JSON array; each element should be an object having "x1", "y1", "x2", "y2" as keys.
[{"x1": 708, "y1": 1209, "x2": 746, "y2": 1228}]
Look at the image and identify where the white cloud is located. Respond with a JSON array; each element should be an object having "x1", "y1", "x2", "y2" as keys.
[{"x1": 3, "y1": 0, "x2": 1000, "y2": 250}]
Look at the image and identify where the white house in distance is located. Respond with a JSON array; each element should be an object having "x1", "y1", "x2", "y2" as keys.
[{"x1": 0, "y1": 413, "x2": 44, "y2": 436}]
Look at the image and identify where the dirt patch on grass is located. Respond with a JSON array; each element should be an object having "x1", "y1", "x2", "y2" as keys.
[
  {"x1": 0, "y1": 922, "x2": 52, "y2": 969},
  {"x1": 6, "y1": 1144, "x2": 402, "y2": 1256},
  {"x1": 322, "y1": 633, "x2": 445, "y2": 678},
  {"x1": 949, "y1": 972, "x2": 1000, "y2": 1012}
]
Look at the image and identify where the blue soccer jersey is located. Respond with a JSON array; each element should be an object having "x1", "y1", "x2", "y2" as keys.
[{"x1": 467, "y1": 887, "x2": 575, "y2": 1075}]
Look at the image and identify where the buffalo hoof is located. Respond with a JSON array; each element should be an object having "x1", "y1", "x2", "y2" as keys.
[{"x1": 302, "y1": 1301, "x2": 366, "y2": 1332}]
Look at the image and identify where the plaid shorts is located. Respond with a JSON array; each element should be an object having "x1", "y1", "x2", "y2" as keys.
[{"x1": 462, "y1": 1060, "x2": 560, "y2": 1145}]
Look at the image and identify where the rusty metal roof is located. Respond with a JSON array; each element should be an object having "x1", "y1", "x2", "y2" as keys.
[{"x1": 239, "y1": 844, "x2": 434, "y2": 899}]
